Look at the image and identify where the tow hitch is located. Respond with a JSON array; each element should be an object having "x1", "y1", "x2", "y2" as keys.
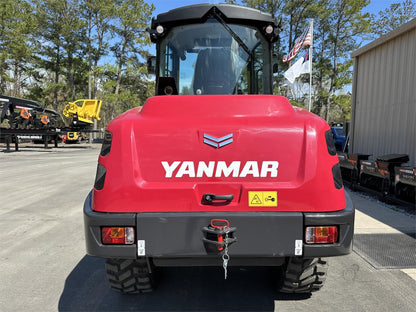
[
  {"x1": 202, "y1": 219, "x2": 237, "y2": 279},
  {"x1": 202, "y1": 219, "x2": 237, "y2": 252}
]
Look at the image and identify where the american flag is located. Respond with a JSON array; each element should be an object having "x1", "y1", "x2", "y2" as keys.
[{"x1": 283, "y1": 23, "x2": 312, "y2": 63}]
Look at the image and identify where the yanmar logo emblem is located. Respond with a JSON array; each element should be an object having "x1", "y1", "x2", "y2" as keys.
[
  {"x1": 161, "y1": 161, "x2": 279, "y2": 178},
  {"x1": 203, "y1": 133, "x2": 233, "y2": 148}
]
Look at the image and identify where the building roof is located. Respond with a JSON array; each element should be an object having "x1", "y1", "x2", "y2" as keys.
[{"x1": 351, "y1": 18, "x2": 416, "y2": 58}]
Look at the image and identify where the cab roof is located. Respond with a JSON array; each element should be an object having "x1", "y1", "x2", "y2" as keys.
[{"x1": 151, "y1": 3, "x2": 278, "y2": 29}]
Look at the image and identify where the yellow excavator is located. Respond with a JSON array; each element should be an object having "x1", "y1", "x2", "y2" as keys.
[{"x1": 62, "y1": 99, "x2": 102, "y2": 143}]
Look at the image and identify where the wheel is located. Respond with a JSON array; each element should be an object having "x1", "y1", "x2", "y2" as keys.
[
  {"x1": 278, "y1": 258, "x2": 328, "y2": 293},
  {"x1": 105, "y1": 258, "x2": 159, "y2": 294}
]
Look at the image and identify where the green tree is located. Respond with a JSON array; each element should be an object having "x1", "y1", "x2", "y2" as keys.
[
  {"x1": 109, "y1": 0, "x2": 154, "y2": 117},
  {"x1": 240, "y1": 0, "x2": 283, "y2": 19},
  {"x1": 321, "y1": 0, "x2": 370, "y2": 121},
  {"x1": 237, "y1": 0, "x2": 371, "y2": 123},
  {"x1": 60, "y1": 0, "x2": 87, "y2": 100},
  {"x1": 0, "y1": 0, "x2": 35, "y2": 96},
  {"x1": 330, "y1": 93, "x2": 351, "y2": 122},
  {"x1": 33, "y1": 0, "x2": 67, "y2": 109},
  {"x1": 82, "y1": 0, "x2": 114, "y2": 99},
  {"x1": 311, "y1": 0, "x2": 332, "y2": 116},
  {"x1": 371, "y1": 0, "x2": 416, "y2": 37},
  {"x1": 0, "y1": 0, "x2": 156, "y2": 126}
]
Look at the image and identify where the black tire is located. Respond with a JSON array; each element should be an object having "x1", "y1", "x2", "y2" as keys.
[
  {"x1": 278, "y1": 258, "x2": 328, "y2": 294},
  {"x1": 105, "y1": 258, "x2": 159, "y2": 294}
]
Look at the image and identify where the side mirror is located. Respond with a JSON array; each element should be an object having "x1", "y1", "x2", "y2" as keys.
[{"x1": 147, "y1": 56, "x2": 156, "y2": 75}]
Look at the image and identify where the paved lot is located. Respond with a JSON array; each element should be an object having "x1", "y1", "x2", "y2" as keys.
[{"x1": 0, "y1": 144, "x2": 415, "y2": 312}]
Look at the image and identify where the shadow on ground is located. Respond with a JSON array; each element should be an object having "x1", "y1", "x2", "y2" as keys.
[{"x1": 58, "y1": 255, "x2": 309, "y2": 311}]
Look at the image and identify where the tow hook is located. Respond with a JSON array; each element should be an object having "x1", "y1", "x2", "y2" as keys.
[{"x1": 202, "y1": 219, "x2": 237, "y2": 252}]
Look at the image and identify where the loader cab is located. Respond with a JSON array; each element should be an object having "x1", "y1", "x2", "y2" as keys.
[{"x1": 148, "y1": 4, "x2": 279, "y2": 96}]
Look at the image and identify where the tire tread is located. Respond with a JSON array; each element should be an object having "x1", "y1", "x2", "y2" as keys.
[
  {"x1": 105, "y1": 258, "x2": 157, "y2": 294},
  {"x1": 278, "y1": 258, "x2": 328, "y2": 294}
]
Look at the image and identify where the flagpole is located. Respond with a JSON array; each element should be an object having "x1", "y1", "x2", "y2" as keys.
[{"x1": 308, "y1": 19, "x2": 313, "y2": 112}]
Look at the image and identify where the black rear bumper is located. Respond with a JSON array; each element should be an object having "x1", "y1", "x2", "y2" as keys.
[{"x1": 84, "y1": 190, "x2": 354, "y2": 263}]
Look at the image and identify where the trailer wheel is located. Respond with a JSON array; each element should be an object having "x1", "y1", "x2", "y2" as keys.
[
  {"x1": 105, "y1": 258, "x2": 159, "y2": 294},
  {"x1": 278, "y1": 258, "x2": 328, "y2": 293}
]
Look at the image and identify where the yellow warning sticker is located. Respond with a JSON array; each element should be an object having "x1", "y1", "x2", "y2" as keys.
[{"x1": 248, "y1": 191, "x2": 278, "y2": 207}]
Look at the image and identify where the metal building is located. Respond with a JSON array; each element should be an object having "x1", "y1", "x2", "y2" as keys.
[{"x1": 350, "y1": 18, "x2": 416, "y2": 166}]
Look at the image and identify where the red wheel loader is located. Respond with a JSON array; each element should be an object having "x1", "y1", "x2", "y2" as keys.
[{"x1": 84, "y1": 4, "x2": 354, "y2": 294}]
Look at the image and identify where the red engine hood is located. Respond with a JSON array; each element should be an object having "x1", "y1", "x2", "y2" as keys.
[{"x1": 94, "y1": 95, "x2": 345, "y2": 213}]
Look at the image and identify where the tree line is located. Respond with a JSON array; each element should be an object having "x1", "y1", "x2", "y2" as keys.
[
  {"x1": 1, "y1": 0, "x2": 415, "y2": 127},
  {"x1": 1, "y1": 0, "x2": 154, "y2": 127},
  {"x1": 230, "y1": 0, "x2": 415, "y2": 122}
]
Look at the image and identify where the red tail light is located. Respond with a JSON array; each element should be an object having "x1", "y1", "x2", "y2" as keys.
[
  {"x1": 305, "y1": 226, "x2": 338, "y2": 244},
  {"x1": 102, "y1": 227, "x2": 135, "y2": 245}
]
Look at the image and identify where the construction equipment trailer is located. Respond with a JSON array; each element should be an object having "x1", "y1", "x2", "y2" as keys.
[
  {"x1": 0, "y1": 96, "x2": 102, "y2": 151},
  {"x1": 339, "y1": 152, "x2": 415, "y2": 207},
  {"x1": 0, "y1": 95, "x2": 62, "y2": 151},
  {"x1": 84, "y1": 4, "x2": 354, "y2": 294}
]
